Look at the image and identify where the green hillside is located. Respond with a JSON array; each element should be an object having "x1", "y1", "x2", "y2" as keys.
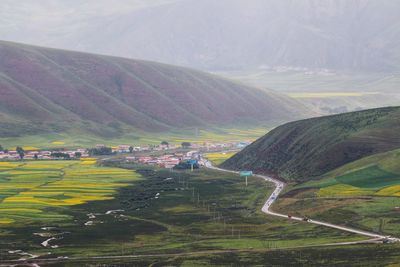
[
  {"x1": 222, "y1": 106, "x2": 400, "y2": 182},
  {"x1": 297, "y1": 149, "x2": 400, "y2": 197},
  {"x1": 272, "y1": 148, "x2": 400, "y2": 237},
  {"x1": 0, "y1": 40, "x2": 310, "y2": 140}
]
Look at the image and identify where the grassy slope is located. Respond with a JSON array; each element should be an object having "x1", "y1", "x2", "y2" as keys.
[
  {"x1": 274, "y1": 149, "x2": 400, "y2": 237},
  {"x1": 290, "y1": 149, "x2": 400, "y2": 198},
  {"x1": 0, "y1": 40, "x2": 310, "y2": 139},
  {"x1": 222, "y1": 106, "x2": 400, "y2": 182}
]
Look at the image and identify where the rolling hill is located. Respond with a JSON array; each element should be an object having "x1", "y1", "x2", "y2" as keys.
[
  {"x1": 0, "y1": 40, "x2": 310, "y2": 138},
  {"x1": 222, "y1": 107, "x2": 400, "y2": 182}
]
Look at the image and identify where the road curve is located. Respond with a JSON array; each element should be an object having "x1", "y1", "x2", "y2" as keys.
[{"x1": 205, "y1": 162, "x2": 400, "y2": 243}]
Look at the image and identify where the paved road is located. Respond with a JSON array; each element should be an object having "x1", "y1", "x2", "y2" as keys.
[{"x1": 205, "y1": 162, "x2": 400, "y2": 243}]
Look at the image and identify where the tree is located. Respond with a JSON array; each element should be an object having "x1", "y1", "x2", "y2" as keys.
[
  {"x1": 51, "y1": 152, "x2": 70, "y2": 159},
  {"x1": 181, "y1": 142, "x2": 191, "y2": 149},
  {"x1": 88, "y1": 147, "x2": 113, "y2": 156},
  {"x1": 34, "y1": 153, "x2": 38, "y2": 160},
  {"x1": 16, "y1": 146, "x2": 25, "y2": 160},
  {"x1": 129, "y1": 146, "x2": 134, "y2": 153},
  {"x1": 0, "y1": 144, "x2": 3, "y2": 152},
  {"x1": 74, "y1": 152, "x2": 82, "y2": 159},
  {"x1": 161, "y1": 141, "x2": 169, "y2": 146}
]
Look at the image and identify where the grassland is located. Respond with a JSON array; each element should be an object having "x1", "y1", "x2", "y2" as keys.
[
  {"x1": 35, "y1": 243, "x2": 400, "y2": 266},
  {"x1": 274, "y1": 149, "x2": 400, "y2": 237},
  {"x1": 298, "y1": 149, "x2": 400, "y2": 197},
  {"x1": 0, "y1": 160, "x2": 363, "y2": 262}
]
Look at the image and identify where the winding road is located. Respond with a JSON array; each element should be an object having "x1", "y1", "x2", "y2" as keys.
[{"x1": 205, "y1": 161, "x2": 400, "y2": 243}]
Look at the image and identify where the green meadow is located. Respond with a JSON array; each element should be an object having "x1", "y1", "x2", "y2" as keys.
[
  {"x1": 275, "y1": 149, "x2": 400, "y2": 237},
  {"x1": 296, "y1": 149, "x2": 400, "y2": 197}
]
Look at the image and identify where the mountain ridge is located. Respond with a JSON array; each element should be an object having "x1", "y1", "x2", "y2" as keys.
[{"x1": 0, "y1": 40, "x2": 310, "y2": 138}]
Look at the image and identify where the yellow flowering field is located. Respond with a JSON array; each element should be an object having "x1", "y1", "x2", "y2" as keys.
[
  {"x1": 0, "y1": 160, "x2": 139, "y2": 225},
  {"x1": 318, "y1": 184, "x2": 373, "y2": 197},
  {"x1": 376, "y1": 185, "x2": 400, "y2": 197},
  {"x1": 205, "y1": 152, "x2": 236, "y2": 165}
]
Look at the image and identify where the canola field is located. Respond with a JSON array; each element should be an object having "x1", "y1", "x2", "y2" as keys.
[
  {"x1": 205, "y1": 152, "x2": 236, "y2": 166},
  {"x1": 0, "y1": 159, "x2": 139, "y2": 225},
  {"x1": 298, "y1": 149, "x2": 400, "y2": 197}
]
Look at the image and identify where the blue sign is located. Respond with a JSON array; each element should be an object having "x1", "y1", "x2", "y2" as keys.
[{"x1": 240, "y1": 171, "x2": 253, "y2": 177}]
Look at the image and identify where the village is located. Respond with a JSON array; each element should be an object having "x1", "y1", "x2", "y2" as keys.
[{"x1": 0, "y1": 141, "x2": 250, "y2": 169}]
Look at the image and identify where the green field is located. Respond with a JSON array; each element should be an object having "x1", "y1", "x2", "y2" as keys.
[
  {"x1": 33, "y1": 243, "x2": 400, "y2": 266},
  {"x1": 275, "y1": 149, "x2": 400, "y2": 237},
  {"x1": 297, "y1": 149, "x2": 400, "y2": 197},
  {"x1": 0, "y1": 159, "x2": 364, "y2": 263},
  {"x1": 0, "y1": 160, "x2": 139, "y2": 225}
]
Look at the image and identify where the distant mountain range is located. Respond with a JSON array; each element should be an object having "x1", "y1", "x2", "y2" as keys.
[
  {"x1": 0, "y1": 40, "x2": 310, "y2": 138},
  {"x1": 1, "y1": 0, "x2": 399, "y2": 73},
  {"x1": 222, "y1": 106, "x2": 400, "y2": 182}
]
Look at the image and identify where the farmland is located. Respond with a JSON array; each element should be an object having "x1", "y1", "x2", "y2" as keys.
[
  {"x1": 0, "y1": 160, "x2": 363, "y2": 263},
  {"x1": 204, "y1": 152, "x2": 237, "y2": 166},
  {"x1": 274, "y1": 149, "x2": 400, "y2": 237},
  {"x1": 298, "y1": 149, "x2": 400, "y2": 197},
  {"x1": 0, "y1": 159, "x2": 139, "y2": 226}
]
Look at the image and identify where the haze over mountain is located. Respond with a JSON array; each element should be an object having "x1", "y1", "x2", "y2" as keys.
[
  {"x1": 2, "y1": 0, "x2": 399, "y2": 74},
  {"x1": 0, "y1": 40, "x2": 309, "y2": 138}
]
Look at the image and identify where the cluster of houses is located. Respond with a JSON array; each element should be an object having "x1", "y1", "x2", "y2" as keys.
[
  {"x1": 0, "y1": 148, "x2": 89, "y2": 160},
  {"x1": 106, "y1": 141, "x2": 250, "y2": 154},
  {"x1": 0, "y1": 141, "x2": 250, "y2": 162},
  {"x1": 126, "y1": 151, "x2": 201, "y2": 169}
]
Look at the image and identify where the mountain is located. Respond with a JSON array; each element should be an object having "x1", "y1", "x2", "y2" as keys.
[
  {"x1": 222, "y1": 107, "x2": 400, "y2": 182},
  {"x1": 1, "y1": 0, "x2": 399, "y2": 73},
  {"x1": 0, "y1": 40, "x2": 310, "y2": 138}
]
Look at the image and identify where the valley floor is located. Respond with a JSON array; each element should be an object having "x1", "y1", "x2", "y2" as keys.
[{"x1": 0, "y1": 159, "x2": 375, "y2": 266}]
